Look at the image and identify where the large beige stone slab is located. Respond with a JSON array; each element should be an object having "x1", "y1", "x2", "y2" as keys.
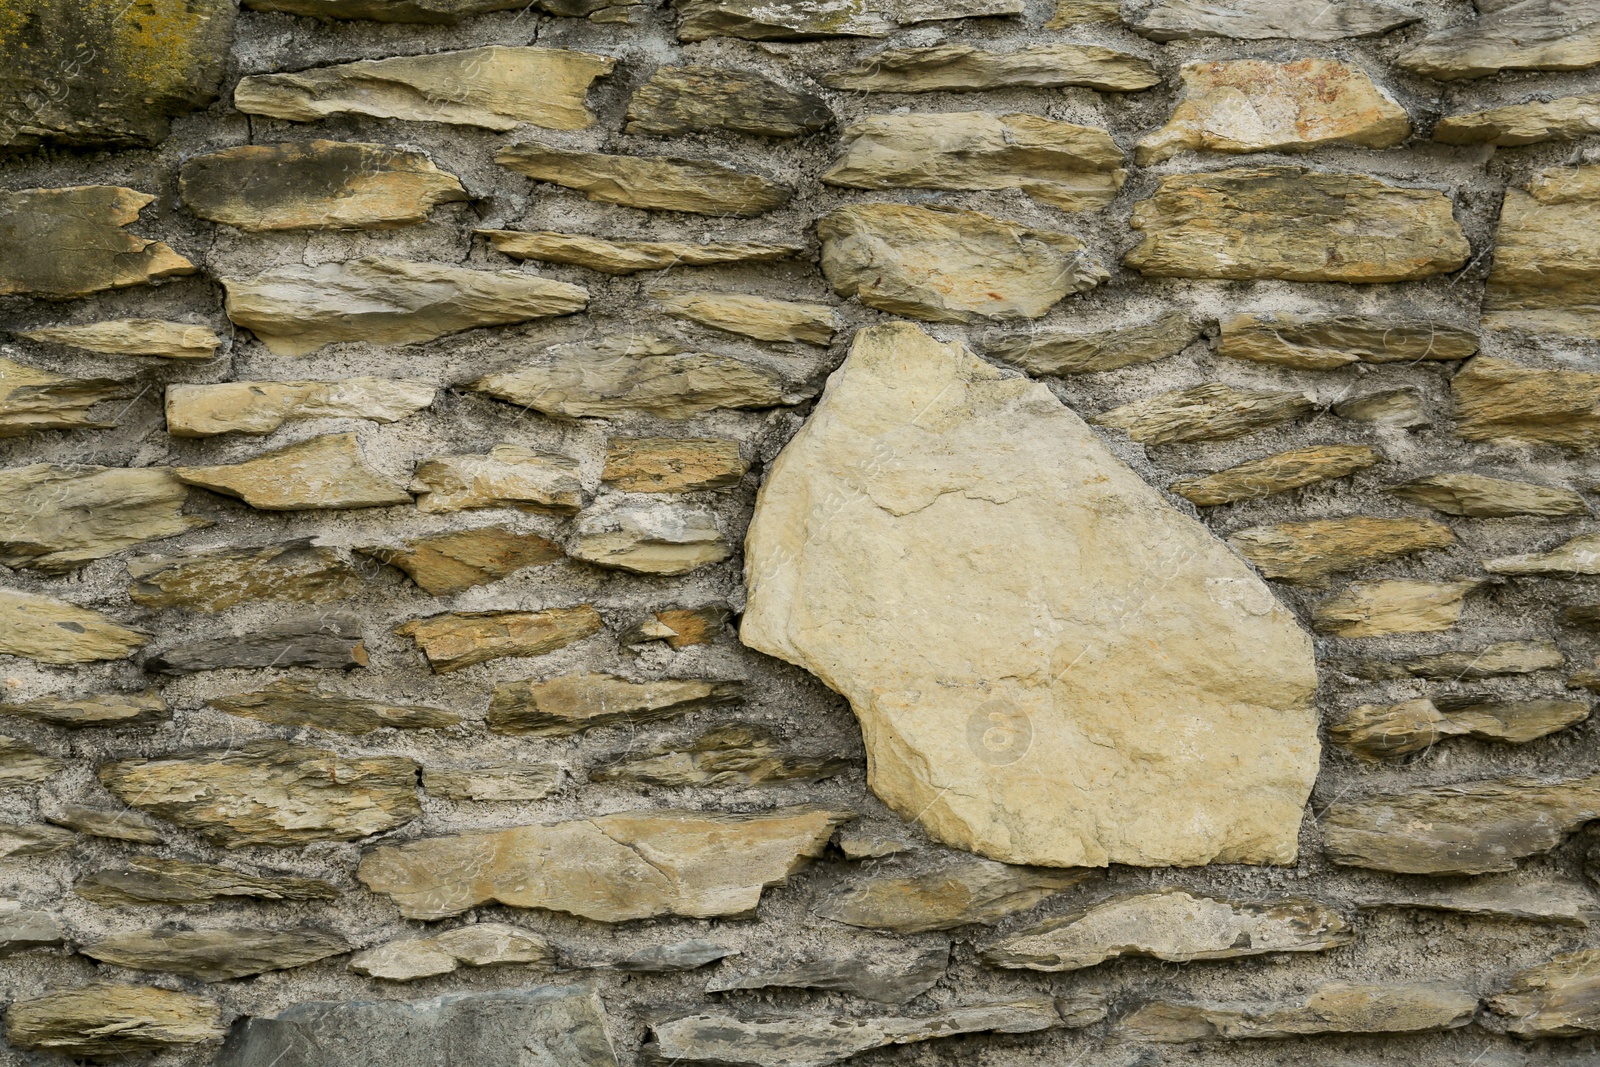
[
  {"x1": 234, "y1": 46, "x2": 614, "y2": 130},
  {"x1": 497, "y1": 142, "x2": 791, "y2": 216},
  {"x1": 358, "y1": 806, "x2": 849, "y2": 920},
  {"x1": 824, "y1": 112, "x2": 1124, "y2": 211},
  {"x1": 1398, "y1": 0, "x2": 1600, "y2": 80},
  {"x1": 0, "y1": 356, "x2": 127, "y2": 436},
  {"x1": 4, "y1": 985, "x2": 225, "y2": 1057},
  {"x1": 1437, "y1": 93, "x2": 1600, "y2": 146},
  {"x1": 176, "y1": 433, "x2": 411, "y2": 511},
  {"x1": 167, "y1": 378, "x2": 434, "y2": 436},
  {"x1": 823, "y1": 44, "x2": 1158, "y2": 92},
  {"x1": 0, "y1": 590, "x2": 147, "y2": 664},
  {"x1": 480, "y1": 230, "x2": 802, "y2": 274},
  {"x1": 0, "y1": 187, "x2": 195, "y2": 299},
  {"x1": 1126, "y1": 168, "x2": 1470, "y2": 282},
  {"x1": 0, "y1": 464, "x2": 206, "y2": 572},
  {"x1": 818, "y1": 204, "x2": 1107, "y2": 322},
  {"x1": 1129, "y1": 0, "x2": 1417, "y2": 41},
  {"x1": 1138, "y1": 58, "x2": 1409, "y2": 164},
  {"x1": 742, "y1": 322, "x2": 1319, "y2": 868},
  {"x1": 1484, "y1": 168, "x2": 1600, "y2": 340},
  {"x1": 222, "y1": 255, "x2": 587, "y2": 356},
  {"x1": 16, "y1": 319, "x2": 221, "y2": 360}
]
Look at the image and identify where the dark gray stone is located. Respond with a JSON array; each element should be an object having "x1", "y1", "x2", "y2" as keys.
[{"x1": 626, "y1": 66, "x2": 831, "y2": 137}]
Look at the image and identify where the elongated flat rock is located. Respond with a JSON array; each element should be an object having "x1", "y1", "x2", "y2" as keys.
[
  {"x1": 673, "y1": 0, "x2": 1023, "y2": 41},
  {"x1": 570, "y1": 498, "x2": 730, "y2": 574},
  {"x1": 1312, "y1": 579, "x2": 1481, "y2": 637},
  {"x1": 0, "y1": 464, "x2": 205, "y2": 572},
  {"x1": 1328, "y1": 697, "x2": 1588, "y2": 759},
  {"x1": 818, "y1": 857, "x2": 1085, "y2": 933},
  {"x1": 396, "y1": 606, "x2": 601, "y2": 672},
  {"x1": 1171, "y1": 445, "x2": 1382, "y2": 507},
  {"x1": 0, "y1": 824, "x2": 75, "y2": 858},
  {"x1": 1218, "y1": 313, "x2": 1478, "y2": 369},
  {"x1": 1357, "y1": 874, "x2": 1598, "y2": 926},
  {"x1": 1486, "y1": 533, "x2": 1600, "y2": 575},
  {"x1": 0, "y1": 356, "x2": 127, "y2": 436},
  {"x1": 235, "y1": 47, "x2": 614, "y2": 130},
  {"x1": 180, "y1": 142, "x2": 468, "y2": 231},
  {"x1": 0, "y1": 590, "x2": 147, "y2": 664},
  {"x1": 177, "y1": 433, "x2": 411, "y2": 510},
  {"x1": 1138, "y1": 58, "x2": 1409, "y2": 164},
  {"x1": 1347, "y1": 639, "x2": 1564, "y2": 681},
  {"x1": 82, "y1": 926, "x2": 350, "y2": 981},
  {"x1": 1229, "y1": 517, "x2": 1455, "y2": 584},
  {"x1": 1323, "y1": 774, "x2": 1600, "y2": 874},
  {"x1": 4, "y1": 985, "x2": 226, "y2": 1057},
  {"x1": 1484, "y1": 168, "x2": 1600, "y2": 339},
  {"x1": 824, "y1": 112, "x2": 1124, "y2": 211},
  {"x1": 357, "y1": 527, "x2": 563, "y2": 595},
  {"x1": 1490, "y1": 949, "x2": 1600, "y2": 1035},
  {"x1": 246, "y1": 0, "x2": 631, "y2": 20},
  {"x1": 128, "y1": 540, "x2": 367, "y2": 612},
  {"x1": 16, "y1": 319, "x2": 222, "y2": 360},
  {"x1": 743, "y1": 323, "x2": 1319, "y2": 868},
  {"x1": 707, "y1": 944, "x2": 948, "y2": 1004},
  {"x1": 0, "y1": 737, "x2": 63, "y2": 785},
  {"x1": 210, "y1": 680, "x2": 460, "y2": 734},
  {"x1": 358, "y1": 807, "x2": 848, "y2": 920},
  {"x1": 1453, "y1": 356, "x2": 1600, "y2": 447},
  {"x1": 1129, "y1": 0, "x2": 1418, "y2": 41},
  {"x1": 350, "y1": 923, "x2": 554, "y2": 981},
  {"x1": 0, "y1": 901, "x2": 63, "y2": 954},
  {"x1": 472, "y1": 334, "x2": 807, "y2": 419},
  {"x1": 982, "y1": 889, "x2": 1351, "y2": 972},
  {"x1": 605, "y1": 438, "x2": 745, "y2": 493},
  {"x1": 49, "y1": 805, "x2": 164, "y2": 844},
  {"x1": 985, "y1": 313, "x2": 1200, "y2": 375},
  {"x1": 488, "y1": 672, "x2": 743, "y2": 735},
  {"x1": 1399, "y1": 0, "x2": 1600, "y2": 80},
  {"x1": 497, "y1": 142, "x2": 790, "y2": 216},
  {"x1": 824, "y1": 44, "x2": 1158, "y2": 93},
  {"x1": 425, "y1": 762, "x2": 561, "y2": 801},
  {"x1": 0, "y1": 187, "x2": 194, "y2": 298},
  {"x1": 76, "y1": 856, "x2": 339, "y2": 907},
  {"x1": 819, "y1": 203, "x2": 1107, "y2": 322},
  {"x1": 1438, "y1": 93, "x2": 1600, "y2": 146},
  {"x1": 0, "y1": 691, "x2": 168, "y2": 728},
  {"x1": 1127, "y1": 168, "x2": 1470, "y2": 282},
  {"x1": 1335, "y1": 387, "x2": 1429, "y2": 427},
  {"x1": 627, "y1": 65, "x2": 830, "y2": 136},
  {"x1": 1093, "y1": 384, "x2": 1315, "y2": 445},
  {"x1": 654, "y1": 291, "x2": 836, "y2": 346},
  {"x1": 590, "y1": 723, "x2": 853, "y2": 788},
  {"x1": 223, "y1": 255, "x2": 587, "y2": 356},
  {"x1": 100, "y1": 740, "x2": 419, "y2": 847},
  {"x1": 169, "y1": 378, "x2": 434, "y2": 437},
  {"x1": 1122, "y1": 984, "x2": 1476, "y2": 1041},
  {"x1": 481, "y1": 230, "x2": 802, "y2": 274},
  {"x1": 410, "y1": 445, "x2": 582, "y2": 514},
  {"x1": 145, "y1": 614, "x2": 368, "y2": 672}
]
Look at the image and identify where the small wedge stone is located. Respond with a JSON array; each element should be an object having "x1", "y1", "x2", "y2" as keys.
[
  {"x1": 707, "y1": 943, "x2": 948, "y2": 1004},
  {"x1": 1486, "y1": 533, "x2": 1600, "y2": 575},
  {"x1": 626, "y1": 66, "x2": 830, "y2": 136},
  {"x1": 621, "y1": 605, "x2": 731, "y2": 647},
  {"x1": 1335, "y1": 387, "x2": 1430, "y2": 428},
  {"x1": 569, "y1": 498, "x2": 729, "y2": 574},
  {"x1": 1345, "y1": 639, "x2": 1564, "y2": 681},
  {"x1": 1171, "y1": 445, "x2": 1381, "y2": 506},
  {"x1": 984, "y1": 313, "x2": 1200, "y2": 375},
  {"x1": 481, "y1": 230, "x2": 802, "y2": 274},
  {"x1": 497, "y1": 142, "x2": 791, "y2": 216},
  {"x1": 48, "y1": 805, "x2": 164, "y2": 844},
  {"x1": 350, "y1": 923, "x2": 554, "y2": 982},
  {"x1": 673, "y1": 0, "x2": 1023, "y2": 41},
  {"x1": 209, "y1": 680, "x2": 460, "y2": 733},
  {"x1": 589, "y1": 723, "x2": 854, "y2": 787},
  {"x1": 0, "y1": 824, "x2": 75, "y2": 858},
  {"x1": 0, "y1": 356, "x2": 127, "y2": 436},
  {"x1": 1229, "y1": 517, "x2": 1455, "y2": 584},
  {"x1": 1091, "y1": 384, "x2": 1314, "y2": 445},
  {"x1": 0, "y1": 737, "x2": 63, "y2": 785},
  {"x1": 488, "y1": 672, "x2": 744, "y2": 736},
  {"x1": 410, "y1": 446, "x2": 582, "y2": 514},
  {"x1": 357, "y1": 528, "x2": 563, "y2": 595},
  {"x1": 815, "y1": 856, "x2": 1089, "y2": 933},
  {"x1": 395, "y1": 606, "x2": 602, "y2": 673},
  {"x1": 653, "y1": 291, "x2": 836, "y2": 345}
]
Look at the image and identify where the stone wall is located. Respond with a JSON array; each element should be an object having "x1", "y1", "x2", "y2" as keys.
[{"x1": 3, "y1": 0, "x2": 1600, "y2": 1063}]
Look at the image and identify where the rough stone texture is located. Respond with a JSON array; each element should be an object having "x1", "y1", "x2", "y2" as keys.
[
  {"x1": 487, "y1": 672, "x2": 744, "y2": 736},
  {"x1": 1137, "y1": 58, "x2": 1410, "y2": 165},
  {"x1": 1437, "y1": 93, "x2": 1600, "y2": 146},
  {"x1": 823, "y1": 44, "x2": 1159, "y2": 92},
  {"x1": 82, "y1": 927, "x2": 351, "y2": 982},
  {"x1": 673, "y1": 0, "x2": 1024, "y2": 41},
  {"x1": 621, "y1": 605, "x2": 731, "y2": 647},
  {"x1": 357, "y1": 807, "x2": 848, "y2": 920},
  {"x1": 221, "y1": 256, "x2": 588, "y2": 356},
  {"x1": 1327, "y1": 697, "x2": 1589, "y2": 759},
  {"x1": 209, "y1": 680, "x2": 460, "y2": 734},
  {"x1": 395, "y1": 605, "x2": 602, "y2": 672},
  {"x1": 349, "y1": 924, "x2": 555, "y2": 981},
  {"x1": 1390, "y1": 471, "x2": 1589, "y2": 517},
  {"x1": 410, "y1": 445, "x2": 582, "y2": 513},
  {"x1": 1398, "y1": 0, "x2": 1600, "y2": 80},
  {"x1": 589, "y1": 723, "x2": 853, "y2": 787},
  {"x1": 177, "y1": 433, "x2": 412, "y2": 510},
  {"x1": 1486, "y1": 533, "x2": 1600, "y2": 575},
  {"x1": 99, "y1": 740, "x2": 420, "y2": 847},
  {"x1": 0, "y1": 356, "x2": 128, "y2": 436},
  {"x1": 357, "y1": 528, "x2": 563, "y2": 595},
  {"x1": 570, "y1": 498, "x2": 729, "y2": 574},
  {"x1": 1126, "y1": 168, "x2": 1471, "y2": 282},
  {"x1": 819, "y1": 204, "x2": 1107, "y2": 322},
  {"x1": 1129, "y1": 0, "x2": 1418, "y2": 41},
  {"x1": 145, "y1": 614, "x2": 369, "y2": 672},
  {"x1": 705, "y1": 943, "x2": 948, "y2": 1003},
  {"x1": 4, "y1": 985, "x2": 226, "y2": 1057},
  {"x1": 75, "y1": 857, "x2": 340, "y2": 908},
  {"x1": 1228, "y1": 517, "x2": 1456, "y2": 584},
  {"x1": 49, "y1": 805, "x2": 165, "y2": 844},
  {"x1": 1218, "y1": 313, "x2": 1478, "y2": 369},
  {"x1": 744, "y1": 323, "x2": 1318, "y2": 869},
  {"x1": 1347, "y1": 638, "x2": 1566, "y2": 681},
  {"x1": 824, "y1": 112, "x2": 1125, "y2": 212},
  {"x1": 0, "y1": 900, "x2": 63, "y2": 955},
  {"x1": 0, "y1": 589, "x2": 147, "y2": 664},
  {"x1": 1121, "y1": 984, "x2": 1477, "y2": 1041},
  {"x1": 0, "y1": 464, "x2": 205, "y2": 572},
  {"x1": 1489, "y1": 949, "x2": 1600, "y2": 1036},
  {"x1": 15, "y1": 319, "x2": 220, "y2": 361},
  {"x1": 235, "y1": 47, "x2": 615, "y2": 130},
  {"x1": 1091, "y1": 383, "x2": 1315, "y2": 445},
  {"x1": 1484, "y1": 167, "x2": 1600, "y2": 339},
  {"x1": 0, "y1": 186, "x2": 195, "y2": 298},
  {"x1": 1170, "y1": 445, "x2": 1382, "y2": 506},
  {"x1": 604, "y1": 437, "x2": 746, "y2": 493},
  {"x1": 0, "y1": 736, "x2": 62, "y2": 784},
  {"x1": 424, "y1": 761, "x2": 561, "y2": 800},
  {"x1": 1453, "y1": 356, "x2": 1600, "y2": 447},
  {"x1": 1311, "y1": 579, "x2": 1482, "y2": 637},
  {"x1": 985, "y1": 313, "x2": 1200, "y2": 375},
  {"x1": 1355, "y1": 875, "x2": 1598, "y2": 926},
  {"x1": 626, "y1": 66, "x2": 830, "y2": 137},
  {"x1": 1334, "y1": 386, "x2": 1430, "y2": 428},
  {"x1": 127, "y1": 540, "x2": 368, "y2": 612},
  {"x1": 497, "y1": 142, "x2": 791, "y2": 216},
  {"x1": 653, "y1": 290, "x2": 836, "y2": 345},
  {"x1": 167, "y1": 378, "x2": 434, "y2": 437},
  {"x1": 0, "y1": 690, "x2": 168, "y2": 728},
  {"x1": 480, "y1": 230, "x2": 802, "y2": 274}
]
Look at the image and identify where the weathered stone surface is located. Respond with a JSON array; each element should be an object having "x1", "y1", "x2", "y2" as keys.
[
  {"x1": 410, "y1": 446, "x2": 582, "y2": 514},
  {"x1": 985, "y1": 313, "x2": 1199, "y2": 375},
  {"x1": 498, "y1": 142, "x2": 790, "y2": 216},
  {"x1": 0, "y1": 187, "x2": 195, "y2": 299},
  {"x1": 816, "y1": 856, "x2": 1088, "y2": 933},
  {"x1": 177, "y1": 434, "x2": 411, "y2": 511},
  {"x1": 425, "y1": 762, "x2": 562, "y2": 801},
  {"x1": 4, "y1": 985, "x2": 226, "y2": 1057},
  {"x1": 180, "y1": 142, "x2": 468, "y2": 232},
  {"x1": 358, "y1": 527, "x2": 563, "y2": 595},
  {"x1": 0, "y1": 590, "x2": 147, "y2": 665},
  {"x1": 615, "y1": 940, "x2": 738, "y2": 971},
  {"x1": 167, "y1": 378, "x2": 434, "y2": 437},
  {"x1": 1486, "y1": 534, "x2": 1600, "y2": 575},
  {"x1": 1328, "y1": 697, "x2": 1589, "y2": 759},
  {"x1": 0, "y1": 464, "x2": 205, "y2": 572},
  {"x1": 0, "y1": 0, "x2": 234, "y2": 152},
  {"x1": 1138, "y1": 58, "x2": 1409, "y2": 165},
  {"x1": 1484, "y1": 169, "x2": 1600, "y2": 340},
  {"x1": 745, "y1": 323, "x2": 1319, "y2": 868},
  {"x1": 1457, "y1": 358, "x2": 1600, "y2": 448},
  {"x1": 248, "y1": 0, "x2": 638, "y2": 20},
  {"x1": 707, "y1": 944, "x2": 948, "y2": 1004},
  {"x1": 216, "y1": 987, "x2": 618, "y2": 1067},
  {"x1": 824, "y1": 44, "x2": 1158, "y2": 93},
  {"x1": 1122, "y1": 984, "x2": 1476, "y2": 1042},
  {"x1": 0, "y1": 823, "x2": 75, "y2": 857},
  {"x1": 1171, "y1": 446, "x2": 1382, "y2": 507},
  {"x1": 1490, "y1": 949, "x2": 1600, "y2": 1035},
  {"x1": 488, "y1": 673, "x2": 744, "y2": 736},
  {"x1": 1046, "y1": 0, "x2": 1117, "y2": 25},
  {"x1": 590, "y1": 724, "x2": 854, "y2": 787},
  {"x1": 48, "y1": 805, "x2": 164, "y2": 844},
  {"x1": 1312, "y1": 580, "x2": 1482, "y2": 638},
  {"x1": 1438, "y1": 94, "x2": 1600, "y2": 146},
  {"x1": 1324, "y1": 774, "x2": 1600, "y2": 874},
  {"x1": 604, "y1": 438, "x2": 746, "y2": 493},
  {"x1": 0, "y1": 736, "x2": 62, "y2": 785},
  {"x1": 982, "y1": 889, "x2": 1352, "y2": 972},
  {"x1": 674, "y1": 0, "x2": 1023, "y2": 41},
  {"x1": 834, "y1": 826, "x2": 914, "y2": 859},
  {"x1": 1129, "y1": 0, "x2": 1418, "y2": 41},
  {"x1": 396, "y1": 606, "x2": 601, "y2": 673},
  {"x1": 570, "y1": 498, "x2": 729, "y2": 575},
  {"x1": 76, "y1": 856, "x2": 340, "y2": 907},
  {"x1": 128, "y1": 539, "x2": 367, "y2": 612},
  {"x1": 481, "y1": 230, "x2": 802, "y2": 274},
  {"x1": 622, "y1": 605, "x2": 731, "y2": 647},
  {"x1": 819, "y1": 203, "x2": 1106, "y2": 322},
  {"x1": 1229, "y1": 517, "x2": 1455, "y2": 584},
  {"x1": 627, "y1": 66, "x2": 830, "y2": 137},
  {"x1": 1348, "y1": 639, "x2": 1565, "y2": 681},
  {"x1": 222, "y1": 256, "x2": 587, "y2": 357},
  {"x1": 1391, "y1": 471, "x2": 1588, "y2": 518},
  {"x1": 100, "y1": 740, "x2": 419, "y2": 847},
  {"x1": 0, "y1": 356, "x2": 127, "y2": 436},
  {"x1": 236, "y1": 47, "x2": 613, "y2": 130},
  {"x1": 16, "y1": 319, "x2": 222, "y2": 360},
  {"x1": 1127, "y1": 168, "x2": 1470, "y2": 282},
  {"x1": 145, "y1": 614, "x2": 367, "y2": 673},
  {"x1": 83, "y1": 926, "x2": 350, "y2": 981},
  {"x1": 654, "y1": 291, "x2": 836, "y2": 346},
  {"x1": 1092, "y1": 384, "x2": 1315, "y2": 445},
  {"x1": 1219, "y1": 313, "x2": 1478, "y2": 370},
  {"x1": 359, "y1": 807, "x2": 848, "y2": 920},
  {"x1": 473, "y1": 335, "x2": 807, "y2": 419},
  {"x1": 1399, "y1": 0, "x2": 1600, "y2": 80},
  {"x1": 1356, "y1": 874, "x2": 1598, "y2": 926},
  {"x1": 350, "y1": 924, "x2": 554, "y2": 982},
  {"x1": 0, "y1": 900, "x2": 63, "y2": 955},
  {"x1": 646, "y1": 997, "x2": 1061, "y2": 1067},
  {"x1": 1335, "y1": 387, "x2": 1430, "y2": 428},
  {"x1": 210, "y1": 680, "x2": 460, "y2": 734},
  {"x1": 824, "y1": 112, "x2": 1124, "y2": 212}
]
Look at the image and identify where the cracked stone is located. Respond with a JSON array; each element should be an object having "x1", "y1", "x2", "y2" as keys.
[
  {"x1": 1490, "y1": 949, "x2": 1600, "y2": 1036},
  {"x1": 0, "y1": 186, "x2": 195, "y2": 298},
  {"x1": 621, "y1": 605, "x2": 732, "y2": 647},
  {"x1": 590, "y1": 723, "x2": 855, "y2": 788},
  {"x1": 1328, "y1": 697, "x2": 1589, "y2": 759},
  {"x1": 350, "y1": 924, "x2": 555, "y2": 982}
]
